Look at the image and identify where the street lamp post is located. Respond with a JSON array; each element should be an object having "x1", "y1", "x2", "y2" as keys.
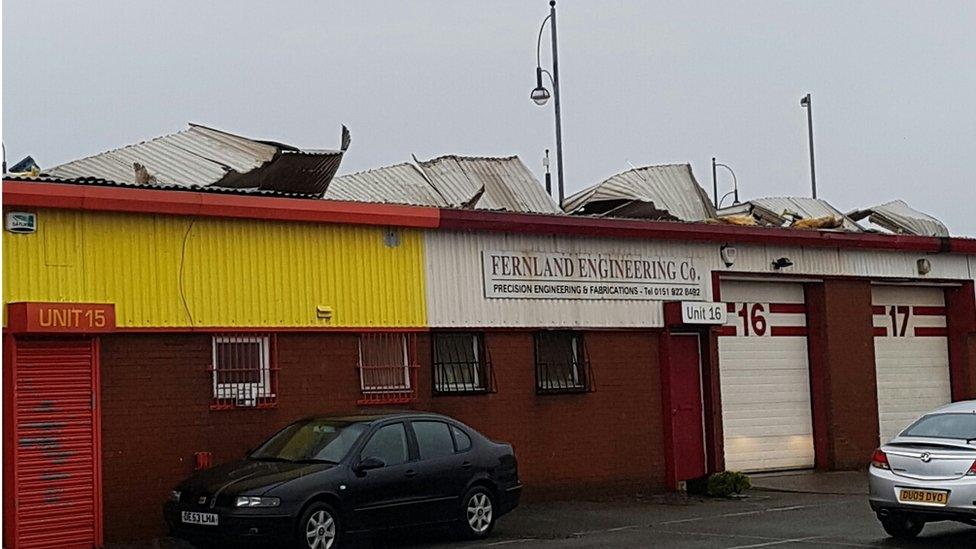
[
  {"x1": 712, "y1": 158, "x2": 739, "y2": 208},
  {"x1": 800, "y1": 93, "x2": 817, "y2": 199},
  {"x1": 531, "y1": 1, "x2": 565, "y2": 208}
]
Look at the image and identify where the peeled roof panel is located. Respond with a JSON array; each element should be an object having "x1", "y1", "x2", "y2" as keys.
[
  {"x1": 851, "y1": 200, "x2": 949, "y2": 237},
  {"x1": 43, "y1": 124, "x2": 343, "y2": 196},
  {"x1": 417, "y1": 155, "x2": 560, "y2": 213},
  {"x1": 563, "y1": 164, "x2": 714, "y2": 221},
  {"x1": 751, "y1": 197, "x2": 863, "y2": 232},
  {"x1": 327, "y1": 163, "x2": 447, "y2": 206},
  {"x1": 47, "y1": 125, "x2": 275, "y2": 187}
]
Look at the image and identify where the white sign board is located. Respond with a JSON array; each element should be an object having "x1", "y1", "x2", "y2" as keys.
[
  {"x1": 482, "y1": 250, "x2": 704, "y2": 301},
  {"x1": 5, "y1": 212, "x2": 37, "y2": 234},
  {"x1": 680, "y1": 301, "x2": 727, "y2": 325}
]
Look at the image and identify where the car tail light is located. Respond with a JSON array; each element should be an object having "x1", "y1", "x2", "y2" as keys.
[
  {"x1": 967, "y1": 460, "x2": 976, "y2": 476},
  {"x1": 871, "y1": 448, "x2": 890, "y2": 470}
]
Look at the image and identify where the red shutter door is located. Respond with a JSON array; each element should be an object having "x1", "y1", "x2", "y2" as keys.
[{"x1": 14, "y1": 338, "x2": 100, "y2": 549}]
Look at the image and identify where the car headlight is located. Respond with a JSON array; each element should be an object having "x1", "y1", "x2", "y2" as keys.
[
  {"x1": 169, "y1": 490, "x2": 181, "y2": 503},
  {"x1": 235, "y1": 496, "x2": 280, "y2": 508}
]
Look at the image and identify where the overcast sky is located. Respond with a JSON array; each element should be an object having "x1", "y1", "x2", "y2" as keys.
[{"x1": 4, "y1": 1, "x2": 975, "y2": 235}]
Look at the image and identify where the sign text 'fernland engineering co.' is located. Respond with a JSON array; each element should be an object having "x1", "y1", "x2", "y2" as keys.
[{"x1": 482, "y1": 250, "x2": 704, "y2": 301}]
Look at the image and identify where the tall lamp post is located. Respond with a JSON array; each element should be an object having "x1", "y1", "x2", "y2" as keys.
[
  {"x1": 530, "y1": 0, "x2": 565, "y2": 207},
  {"x1": 800, "y1": 93, "x2": 817, "y2": 199}
]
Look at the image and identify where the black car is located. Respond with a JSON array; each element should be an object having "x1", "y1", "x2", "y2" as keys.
[{"x1": 163, "y1": 412, "x2": 521, "y2": 548}]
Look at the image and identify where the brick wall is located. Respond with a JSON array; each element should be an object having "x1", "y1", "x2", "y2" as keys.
[
  {"x1": 806, "y1": 280, "x2": 879, "y2": 470},
  {"x1": 99, "y1": 330, "x2": 665, "y2": 543}
]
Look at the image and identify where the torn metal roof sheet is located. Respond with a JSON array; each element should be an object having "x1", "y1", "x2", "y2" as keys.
[
  {"x1": 328, "y1": 155, "x2": 559, "y2": 213},
  {"x1": 327, "y1": 163, "x2": 448, "y2": 207},
  {"x1": 847, "y1": 200, "x2": 949, "y2": 237},
  {"x1": 563, "y1": 164, "x2": 715, "y2": 222},
  {"x1": 415, "y1": 155, "x2": 561, "y2": 213},
  {"x1": 718, "y1": 197, "x2": 863, "y2": 231},
  {"x1": 43, "y1": 124, "x2": 348, "y2": 197}
]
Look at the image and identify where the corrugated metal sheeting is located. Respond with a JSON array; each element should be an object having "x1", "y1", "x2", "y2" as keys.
[
  {"x1": 423, "y1": 230, "x2": 973, "y2": 328},
  {"x1": 562, "y1": 164, "x2": 715, "y2": 221},
  {"x1": 424, "y1": 230, "x2": 715, "y2": 328},
  {"x1": 328, "y1": 163, "x2": 448, "y2": 206},
  {"x1": 847, "y1": 200, "x2": 949, "y2": 237},
  {"x1": 2, "y1": 208, "x2": 427, "y2": 328},
  {"x1": 329, "y1": 155, "x2": 560, "y2": 214},
  {"x1": 44, "y1": 124, "x2": 346, "y2": 197},
  {"x1": 416, "y1": 155, "x2": 561, "y2": 213}
]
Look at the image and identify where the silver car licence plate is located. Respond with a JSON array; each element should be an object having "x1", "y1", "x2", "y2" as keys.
[{"x1": 181, "y1": 511, "x2": 219, "y2": 526}]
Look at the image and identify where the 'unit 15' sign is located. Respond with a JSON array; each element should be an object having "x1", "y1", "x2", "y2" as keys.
[{"x1": 7, "y1": 302, "x2": 116, "y2": 333}]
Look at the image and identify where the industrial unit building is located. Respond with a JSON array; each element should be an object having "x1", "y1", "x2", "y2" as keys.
[{"x1": 3, "y1": 127, "x2": 975, "y2": 546}]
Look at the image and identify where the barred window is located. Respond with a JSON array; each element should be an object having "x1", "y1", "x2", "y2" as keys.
[
  {"x1": 211, "y1": 334, "x2": 277, "y2": 409},
  {"x1": 534, "y1": 331, "x2": 592, "y2": 394},
  {"x1": 432, "y1": 333, "x2": 493, "y2": 394},
  {"x1": 358, "y1": 333, "x2": 419, "y2": 404}
]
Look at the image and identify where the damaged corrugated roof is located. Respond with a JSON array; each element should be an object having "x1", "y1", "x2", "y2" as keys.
[
  {"x1": 42, "y1": 124, "x2": 349, "y2": 197},
  {"x1": 563, "y1": 164, "x2": 715, "y2": 222},
  {"x1": 328, "y1": 155, "x2": 560, "y2": 213},
  {"x1": 416, "y1": 155, "x2": 561, "y2": 213},
  {"x1": 717, "y1": 197, "x2": 863, "y2": 231},
  {"x1": 327, "y1": 163, "x2": 448, "y2": 206},
  {"x1": 847, "y1": 200, "x2": 949, "y2": 237}
]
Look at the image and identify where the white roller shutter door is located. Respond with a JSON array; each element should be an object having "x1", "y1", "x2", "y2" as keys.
[
  {"x1": 719, "y1": 280, "x2": 815, "y2": 472},
  {"x1": 873, "y1": 285, "x2": 951, "y2": 444}
]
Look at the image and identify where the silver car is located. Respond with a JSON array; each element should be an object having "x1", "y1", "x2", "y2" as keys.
[{"x1": 869, "y1": 400, "x2": 976, "y2": 539}]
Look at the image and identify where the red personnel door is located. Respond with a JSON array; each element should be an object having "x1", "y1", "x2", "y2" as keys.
[
  {"x1": 669, "y1": 334, "x2": 707, "y2": 482},
  {"x1": 13, "y1": 338, "x2": 102, "y2": 548}
]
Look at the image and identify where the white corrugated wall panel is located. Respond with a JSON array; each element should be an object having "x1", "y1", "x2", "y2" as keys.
[{"x1": 424, "y1": 231, "x2": 716, "y2": 328}]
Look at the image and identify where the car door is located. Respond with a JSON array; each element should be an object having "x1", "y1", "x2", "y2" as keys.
[
  {"x1": 409, "y1": 420, "x2": 474, "y2": 522},
  {"x1": 346, "y1": 421, "x2": 422, "y2": 530}
]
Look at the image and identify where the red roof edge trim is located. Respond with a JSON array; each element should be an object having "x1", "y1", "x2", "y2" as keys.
[
  {"x1": 439, "y1": 209, "x2": 958, "y2": 254},
  {"x1": 2, "y1": 180, "x2": 440, "y2": 228}
]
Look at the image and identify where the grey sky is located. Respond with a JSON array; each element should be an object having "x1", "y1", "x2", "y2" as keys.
[{"x1": 4, "y1": 1, "x2": 975, "y2": 235}]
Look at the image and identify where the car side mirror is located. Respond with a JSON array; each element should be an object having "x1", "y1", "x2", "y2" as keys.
[{"x1": 354, "y1": 457, "x2": 385, "y2": 475}]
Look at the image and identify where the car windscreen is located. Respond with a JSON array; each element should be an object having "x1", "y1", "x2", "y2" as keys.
[
  {"x1": 901, "y1": 413, "x2": 976, "y2": 440},
  {"x1": 249, "y1": 419, "x2": 368, "y2": 463}
]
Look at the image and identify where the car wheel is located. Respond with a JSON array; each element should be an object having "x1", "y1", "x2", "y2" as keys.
[
  {"x1": 879, "y1": 513, "x2": 925, "y2": 539},
  {"x1": 297, "y1": 502, "x2": 341, "y2": 549},
  {"x1": 457, "y1": 486, "x2": 496, "y2": 540}
]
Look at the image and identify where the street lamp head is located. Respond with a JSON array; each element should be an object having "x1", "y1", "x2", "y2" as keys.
[
  {"x1": 800, "y1": 94, "x2": 810, "y2": 108},
  {"x1": 531, "y1": 86, "x2": 551, "y2": 106},
  {"x1": 531, "y1": 66, "x2": 551, "y2": 105}
]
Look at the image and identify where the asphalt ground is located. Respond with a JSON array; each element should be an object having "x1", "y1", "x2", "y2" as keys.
[
  {"x1": 111, "y1": 489, "x2": 976, "y2": 548},
  {"x1": 380, "y1": 490, "x2": 976, "y2": 549}
]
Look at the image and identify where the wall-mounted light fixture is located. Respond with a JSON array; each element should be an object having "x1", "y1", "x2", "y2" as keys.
[
  {"x1": 772, "y1": 257, "x2": 794, "y2": 270},
  {"x1": 720, "y1": 244, "x2": 737, "y2": 268},
  {"x1": 917, "y1": 258, "x2": 932, "y2": 276}
]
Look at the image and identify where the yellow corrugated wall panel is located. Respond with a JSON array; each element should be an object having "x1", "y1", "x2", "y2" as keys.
[{"x1": 3, "y1": 209, "x2": 427, "y2": 328}]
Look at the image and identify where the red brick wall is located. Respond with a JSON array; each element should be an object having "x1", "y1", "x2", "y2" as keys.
[
  {"x1": 99, "y1": 330, "x2": 665, "y2": 543},
  {"x1": 419, "y1": 332, "x2": 666, "y2": 498},
  {"x1": 806, "y1": 280, "x2": 879, "y2": 470}
]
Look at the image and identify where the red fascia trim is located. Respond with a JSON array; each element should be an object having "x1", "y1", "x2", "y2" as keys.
[
  {"x1": 2, "y1": 181, "x2": 440, "y2": 229},
  {"x1": 439, "y1": 209, "x2": 965, "y2": 253},
  {"x1": 113, "y1": 326, "x2": 430, "y2": 334}
]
